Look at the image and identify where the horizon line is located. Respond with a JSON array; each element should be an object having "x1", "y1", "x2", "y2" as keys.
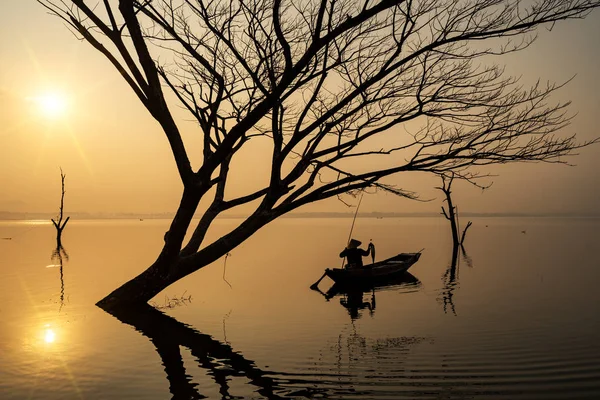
[{"x1": 1, "y1": 210, "x2": 599, "y2": 220}]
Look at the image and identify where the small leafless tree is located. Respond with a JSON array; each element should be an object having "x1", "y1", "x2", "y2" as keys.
[
  {"x1": 51, "y1": 168, "x2": 70, "y2": 248},
  {"x1": 437, "y1": 173, "x2": 474, "y2": 248},
  {"x1": 37, "y1": 0, "x2": 600, "y2": 308}
]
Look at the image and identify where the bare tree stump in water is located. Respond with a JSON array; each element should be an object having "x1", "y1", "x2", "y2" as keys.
[
  {"x1": 51, "y1": 168, "x2": 70, "y2": 247},
  {"x1": 437, "y1": 173, "x2": 475, "y2": 248}
]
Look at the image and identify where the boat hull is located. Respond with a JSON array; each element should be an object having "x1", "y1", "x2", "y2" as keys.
[
  {"x1": 325, "y1": 272, "x2": 421, "y2": 298},
  {"x1": 325, "y1": 252, "x2": 421, "y2": 284}
]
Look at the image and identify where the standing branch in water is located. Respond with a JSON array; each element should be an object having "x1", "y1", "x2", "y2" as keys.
[
  {"x1": 437, "y1": 173, "x2": 476, "y2": 248},
  {"x1": 437, "y1": 173, "x2": 480, "y2": 315},
  {"x1": 51, "y1": 168, "x2": 70, "y2": 247},
  {"x1": 460, "y1": 221, "x2": 473, "y2": 246}
]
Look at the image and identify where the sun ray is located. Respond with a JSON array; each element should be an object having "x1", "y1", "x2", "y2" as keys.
[
  {"x1": 23, "y1": 38, "x2": 46, "y2": 81},
  {"x1": 65, "y1": 122, "x2": 94, "y2": 176},
  {"x1": 33, "y1": 127, "x2": 51, "y2": 175}
]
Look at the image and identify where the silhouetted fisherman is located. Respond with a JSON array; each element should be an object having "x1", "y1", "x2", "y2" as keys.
[{"x1": 339, "y1": 239, "x2": 375, "y2": 269}]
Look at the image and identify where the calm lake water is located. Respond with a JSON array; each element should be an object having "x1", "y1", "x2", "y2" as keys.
[{"x1": 0, "y1": 216, "x2": 599, "y2": 399}]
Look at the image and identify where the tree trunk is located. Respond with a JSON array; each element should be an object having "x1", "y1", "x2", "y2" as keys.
[
  {"x1": 439, "y1": 175, "x2": 460, "y2": 248},
  {"x1": 56, "y1": 228, "x2": 63, "y2": 248},
  {"x1": 97, "y1": 186, "x2": 207, "y2": 310},
  {"x1": 447, "y1": 197, "x2": 460, "y2": 249},
  {"x1": 96, "y1": 258, "x2": 182, "y2": 310},
  {"x1": 96, "y1": 189, "x2": 273, "y2": 310}
]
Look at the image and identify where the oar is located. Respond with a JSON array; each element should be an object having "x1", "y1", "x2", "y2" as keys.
[{"x1": 310, "y1": 271, "x2": 327, "y2": 290}]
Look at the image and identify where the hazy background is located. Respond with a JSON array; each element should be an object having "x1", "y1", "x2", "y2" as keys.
[{"x1": 1, "y1": 2, "x2": 599, "y2": 216}]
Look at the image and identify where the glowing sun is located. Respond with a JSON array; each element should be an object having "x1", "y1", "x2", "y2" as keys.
[{"x1": 31, "y1": 92, "x2": 68, "y2": 118}]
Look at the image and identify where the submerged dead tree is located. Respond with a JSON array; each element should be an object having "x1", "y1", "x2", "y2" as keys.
[
  {"x1": 51, "y1": 168, "x2": 70, "y2": 248},
  {"x1": 437, "y1": 172, "x2": 479, "y2": 315},
  {"x1": 437, "y1": 173, "x2": 474, "y2": 249},
  {"x1": 38, "y1": 0, "x2": 600, "y2": 309}
]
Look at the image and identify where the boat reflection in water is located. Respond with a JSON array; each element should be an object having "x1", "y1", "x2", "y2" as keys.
[{"x1": 318, "y1": 272, "x2": 421, "y2": 320}]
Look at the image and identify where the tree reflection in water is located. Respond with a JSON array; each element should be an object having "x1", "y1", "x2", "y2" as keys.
[
  {"x1": 439, "y1": 244, "x2": 474, "y2": 316},
  {"x1": 51, "y1": 244, "x2": 69, "y2": 311},
  {"x1": 104, "y1": 304, "x2": 334, "y2": 399},
  {"x1": 102, "y1": 298, "x2": 433, "y2": 399},
  {"x1": 96, "y1": 269, "x2": 433, "y2": 399}
]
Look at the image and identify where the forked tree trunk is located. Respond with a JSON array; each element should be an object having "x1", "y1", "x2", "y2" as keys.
[
  {"x1": 439, "y1": 175, "x2": 460, "y2": 248},
  {"x1": 52, "y1": 168, "x2": 70, "y2": 247},
  {"x1": 439, "y1": 174, "x2": 473, "y2": 248},
  {"x1": 445, "y1": 193, "x2": 460, "y2": 248},
  {"x1": 96, "y1": 233, "x2": 257, "y2": 310},
  {"x1": 97, "y1": 187, "x2": 206, "y2": 310},
  {"x1": 96, "y1": 191, "x2": 273, "y2": 310}
]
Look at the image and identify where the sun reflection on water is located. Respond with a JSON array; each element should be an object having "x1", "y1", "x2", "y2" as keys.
[
  {"x1": 44, "y1": 328, "x2": 56, "y2": 343},
  {"x1": 41, "y1": 323, "x2": 61, "y2": 346}
]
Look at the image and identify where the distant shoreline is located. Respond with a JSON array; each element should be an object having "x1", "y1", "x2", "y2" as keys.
[{"x1": 1, "y1": 211, "x2": 599, "y2": 221}]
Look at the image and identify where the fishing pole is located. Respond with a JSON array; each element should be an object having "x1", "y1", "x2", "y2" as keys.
[
  {"x1": 341, "y1": 191, "x2": 364, "y2": 268},
  {"x1": 310, "y1": 191, "x2": 365, "y2": 290}
]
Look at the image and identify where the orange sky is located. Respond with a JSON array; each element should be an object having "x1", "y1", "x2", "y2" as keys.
[{"x1": 1, "y1": 3, "x2": 599, "y2": 216}]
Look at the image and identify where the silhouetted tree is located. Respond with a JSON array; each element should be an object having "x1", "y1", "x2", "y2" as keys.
[
  {"x1": 437, "y1": 173, "x2": 477, "y2": 315},
  {"x1": 38, "y1": 0, "x2": 600, "y2": 308},
  {"x1": 51, "y1": 168, "x2": 70, "y2": 247},
  {"x1": 437, "y1": 173, "x2": 474, "y2": 248}
]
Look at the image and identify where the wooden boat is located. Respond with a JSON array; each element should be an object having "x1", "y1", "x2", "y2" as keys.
[{"x1": 325, "y1": 252, "x2": 421, "y2": 284}]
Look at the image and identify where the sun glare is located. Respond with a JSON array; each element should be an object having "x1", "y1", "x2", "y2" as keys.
[{"x1": 31, "y1": 92, "x2": 68, "y2": 118}]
